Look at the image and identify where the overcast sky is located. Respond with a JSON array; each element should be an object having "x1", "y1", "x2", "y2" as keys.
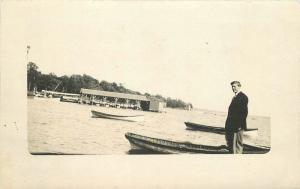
[{"x1": 1, "y1": 2, "x2": 299, "y2": 116}]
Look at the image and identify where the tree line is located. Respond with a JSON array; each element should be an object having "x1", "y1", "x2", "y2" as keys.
[{"x1": 27, "y1": 62, "x2": 193, "y2": 109}]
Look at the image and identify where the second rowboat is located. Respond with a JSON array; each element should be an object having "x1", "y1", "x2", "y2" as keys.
[
  {"x1": 185, "y1": 122, "x2": 258, "y2": 138},
  {"x1": 91, "y1": 110, "x2": 144, "y2": 122}
]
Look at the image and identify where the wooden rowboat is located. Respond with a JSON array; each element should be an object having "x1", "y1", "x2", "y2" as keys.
[
  {"x1": 91, "y1": 110, "x2": 144, "y2": 122},
  {"x1": 185, "y1": 122, "x2": 258, "y2": 138},
  {"x1": 125, "y1": 132, "x2": 270, "y2": 154}
]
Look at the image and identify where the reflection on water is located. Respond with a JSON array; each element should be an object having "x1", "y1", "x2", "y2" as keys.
[{"x1": 28, "y1": 98, "x2": 270, "y2": 155}]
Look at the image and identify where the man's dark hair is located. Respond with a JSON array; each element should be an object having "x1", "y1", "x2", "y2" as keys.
[{"x1": 230, "y1": 81, "x2": 241, "y2": 87}]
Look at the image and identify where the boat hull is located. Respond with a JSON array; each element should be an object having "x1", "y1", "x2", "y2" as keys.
[
  {"x1": 91, "y1": 110, "x2": 144, "y2": 122},
  {"x1": 125, "y1": 132, "x2": 270, "y2": 154},
  {"x1": 185, "y1": 122, "x2": 258, "y2": 137}
]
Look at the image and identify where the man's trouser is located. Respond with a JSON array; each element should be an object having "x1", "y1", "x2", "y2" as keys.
[{"x1": 225, "y1": 129, "x2": 243, "y2": 154}]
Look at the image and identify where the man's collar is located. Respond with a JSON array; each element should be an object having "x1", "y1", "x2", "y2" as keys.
[{"x1": 235, "y1": 91, "x2": 241, "y2": 97}]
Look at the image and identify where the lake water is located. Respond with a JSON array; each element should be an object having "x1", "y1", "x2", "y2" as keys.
[{"x1": 28, "y1": 97, "x2": 270, "y2": 154}]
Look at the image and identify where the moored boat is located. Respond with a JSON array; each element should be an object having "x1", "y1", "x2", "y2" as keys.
[
  {"x1": 125, "y1": 132, "x2": 270, "y2": 154},
  {"x1": 60, "y1": 96, "x2": 80, "y2": 103},
  {"x1": 91, "y1": 110, "x2": 144, "y2": 122},
  {"x1": 185, "y1": 122, "x2": 258, "y2": 138}
]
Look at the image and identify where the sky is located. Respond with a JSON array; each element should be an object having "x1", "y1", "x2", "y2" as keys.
[{"x1": 1, "y1": 1, "x2": 300, "y2": 116}]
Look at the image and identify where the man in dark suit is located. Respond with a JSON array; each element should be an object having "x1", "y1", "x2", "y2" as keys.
[{"x1": 225, "y1": 81, "x2": 248, "y2": 154}]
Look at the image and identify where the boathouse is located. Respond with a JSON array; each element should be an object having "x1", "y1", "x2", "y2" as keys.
[
  {"x1": 80, "y1": 88, "x2": 165, "y2": 112},
  {"x1": 147, "y1": 96, "x2": 166, "y2": 112}
]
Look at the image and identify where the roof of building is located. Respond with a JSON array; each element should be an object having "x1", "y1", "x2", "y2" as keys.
[
  {"x1": 146, "y1": 96, "x2": 166, "y2": 103},
  {"x1": 80, "y1": 88, "x2": 149, "y2": 101}
]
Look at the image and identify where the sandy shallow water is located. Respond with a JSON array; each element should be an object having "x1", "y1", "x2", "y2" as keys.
[{"x1": 28, "y1": 97, "x2": 270, "y2": 154}]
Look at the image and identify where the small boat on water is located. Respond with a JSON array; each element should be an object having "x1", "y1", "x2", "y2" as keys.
[
  {"x1": 91, "y1": 110, "x2": 144, "y2": 122},
  {"x1": 185, "y1": 122, "x2": 258, "y2": 138},
  {"x1": 125, "y1": 132, "x2": 270, "y2": 154},
  {"x1": 60, "y1": 96, "x2": 80, "y2": 103}
]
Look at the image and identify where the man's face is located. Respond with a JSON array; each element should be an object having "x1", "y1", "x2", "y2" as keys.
[{"x1": 231, "y1": 83, "x2": 240, "y2": 93}]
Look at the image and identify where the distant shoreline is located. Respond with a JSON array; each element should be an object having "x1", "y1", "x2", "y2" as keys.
[{"x1": 193, "y1": 108, "x2": 270, "y2": 118}]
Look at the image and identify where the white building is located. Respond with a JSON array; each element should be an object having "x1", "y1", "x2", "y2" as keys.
[{"x1": 148, "y1": 97, "x2": 166, "y2": 112}]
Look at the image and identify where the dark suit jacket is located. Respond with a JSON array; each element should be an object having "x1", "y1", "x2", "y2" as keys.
[{"x1": 225, "y1": 92, "x2": 248, "y2": 132}]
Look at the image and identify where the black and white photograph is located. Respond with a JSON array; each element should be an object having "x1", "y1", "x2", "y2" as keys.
[
  {"x1": 1, "y1": 1, "x2": 299, "y2": 188},
  {"x1": 24, "y1": 3, "x2": 272, "y2": 155}
]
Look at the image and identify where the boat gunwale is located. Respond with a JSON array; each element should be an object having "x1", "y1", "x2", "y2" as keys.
[
  {"x1": 184, "y1": 122, "x2": 258, "y2": 133},
  {"x1": 91, "y1": 110, "x2": 144, "y2": 118}
]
